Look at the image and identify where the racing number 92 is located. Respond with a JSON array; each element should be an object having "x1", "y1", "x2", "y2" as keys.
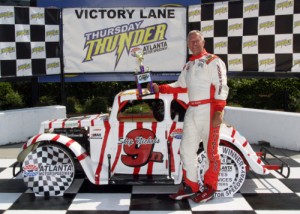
[{"x1": 121, "y1": 129, "x2": 163, "y2": 167}]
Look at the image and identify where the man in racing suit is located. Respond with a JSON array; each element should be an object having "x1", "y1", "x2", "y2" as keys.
[{"x1": 151, "y1": 30, "x2": 229, "y2": 203}]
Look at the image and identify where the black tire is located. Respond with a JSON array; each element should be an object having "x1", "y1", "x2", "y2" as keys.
[
  {"x1": 197, "y1": 145, "x2": 247, "y2": 198},
  {"x1": 22, "y1": 143, "x2": 75, "y2": 197}
]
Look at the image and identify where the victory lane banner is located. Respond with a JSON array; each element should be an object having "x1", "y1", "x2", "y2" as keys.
[{"x1": 63, "y1": 7, "x2": 187, "y2": 73}]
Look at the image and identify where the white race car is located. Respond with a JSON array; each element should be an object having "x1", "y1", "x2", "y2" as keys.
[{"x1": 13, "y1": 89, "x2": 290, "y2": 197}]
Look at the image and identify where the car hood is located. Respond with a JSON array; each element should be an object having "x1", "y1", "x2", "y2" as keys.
[{"x1": 40, "y1": 114, "x2": 109, "y2": 132}]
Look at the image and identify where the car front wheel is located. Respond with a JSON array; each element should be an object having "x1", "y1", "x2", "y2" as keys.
[{"x1": 22, "y1": 143, "x2": 75, "y2": 197}]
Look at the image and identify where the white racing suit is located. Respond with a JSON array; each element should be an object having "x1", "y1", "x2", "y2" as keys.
[{"x1": 159, "y1": 49, "x2": 229, "y2": 192}]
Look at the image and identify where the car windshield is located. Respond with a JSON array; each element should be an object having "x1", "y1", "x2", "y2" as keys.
[{"x1": 117, "y1": 99, "x2": 164, "y2": 122}]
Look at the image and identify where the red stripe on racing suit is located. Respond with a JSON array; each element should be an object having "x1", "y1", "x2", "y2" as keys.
[{"x1": 191, "y1": 84, "x2": 225, "y2": 191}]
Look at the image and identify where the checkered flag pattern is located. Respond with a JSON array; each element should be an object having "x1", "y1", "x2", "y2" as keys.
[
  {"x1": 188, "y1": 0, "x2": 300, "y2": 72},
  {"x1": 22, "y1": 145, "x2": 75, "y2": 197},
  {"x1": 0, "y1": 6, "x2": 61, "y2": 78}
]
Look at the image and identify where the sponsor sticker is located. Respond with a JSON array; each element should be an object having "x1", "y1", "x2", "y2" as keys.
[
  {"x1": 90, "y1": 128, "x2": 103, "y2": 139},
  {"x1": 170, "y1": 128, "x2": 183, "y2": 139}
]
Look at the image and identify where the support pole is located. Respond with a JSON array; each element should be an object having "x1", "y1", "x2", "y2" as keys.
[{"x1": 59, "y1": 9, "x2": 66, "y2": 106}]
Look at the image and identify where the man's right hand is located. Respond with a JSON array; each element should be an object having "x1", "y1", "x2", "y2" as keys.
[{"x1": 148, "y1": 83, "x2": 160, "y2": 93}]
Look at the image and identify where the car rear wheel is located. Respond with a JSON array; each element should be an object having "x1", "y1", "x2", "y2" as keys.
[{"x1": 197, "y1": 144, "x2": 247, "y2": 197}]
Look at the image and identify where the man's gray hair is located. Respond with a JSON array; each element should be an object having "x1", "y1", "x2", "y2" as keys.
[{"x1": 187, "y1": 30, "x2": 204, "y2": 41}]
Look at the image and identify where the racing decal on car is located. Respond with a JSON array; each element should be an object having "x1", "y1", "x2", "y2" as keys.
[
  {"x1": 90, "y1": 128, "x2": 103, "y2": 139},
  {"x1": 119, "y1": 128, "x2": 163, "y2": 167},
  {"x1": 170, "y1": 128, "x2": 183, "y2": 139}
]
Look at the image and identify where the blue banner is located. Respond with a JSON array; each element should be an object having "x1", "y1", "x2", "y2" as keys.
[{"x1": 37, "y1": 0, "x2": 200, "y2": 8}]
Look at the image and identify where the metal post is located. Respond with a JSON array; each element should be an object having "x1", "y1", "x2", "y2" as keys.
[{"x1": 59, "y1": 8, "x2": 66, "y2": 106}]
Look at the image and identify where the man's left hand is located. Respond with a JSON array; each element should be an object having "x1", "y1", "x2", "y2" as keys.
[{"x1": 212, "y1": 111, "x2": 223, "y2": 127}]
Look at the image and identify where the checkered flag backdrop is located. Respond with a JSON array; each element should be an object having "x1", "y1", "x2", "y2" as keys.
[
  {"x1": 188, "y1": 0, "x2": 300, "y2": 73},
  {"x1": 0, "y1": 6, "x2": 61, "y2": 78}
]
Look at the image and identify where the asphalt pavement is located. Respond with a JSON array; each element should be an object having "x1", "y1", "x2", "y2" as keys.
[
  {"x1": 1, "y1": 141, "x2": 300, "y2": 213},
  {"x1": 0, "y1": 142, "x2": 23, "y2": 159}
]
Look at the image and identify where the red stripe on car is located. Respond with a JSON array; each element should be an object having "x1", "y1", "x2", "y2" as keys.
[
  {"x1": 111, "y1": 122, "x2": 124, "y2": 172},
  {"x1": 243, "y1": 141, "x2": 248, "y2": 147},
  {"x1": 65, "y1": 139, "x2": 75, "y2": 147},
  {"x1": 23, "y1": 134, "x2": 42, "y2": 149},
  {"x1": 91, "y1": 114, "x2": 101, "y2": 126},
  {"x1": 77, "y1": 152, "x2": 88, "y2": 161},
  {"x1": 146, "y1": 122, "x2": 158, "y2": 175},
  {"x1": 231, "y1": 129, "x2": 236, "y2": 138},
  {"x1": 49, "y1": 119, "x2": 57, "y2": 129},
  {"x1": 168, "y1": 121, "x2": 177, "y2": 172},
  {"x1": 133, "y1": 122, "x2": 143, "y2": 174},
  {"x1": 95, "y1": 120, "x2": 111, "y2": 184},
  {"x1": 51, "y1": 134, "x2": 60, "y2": 141}
]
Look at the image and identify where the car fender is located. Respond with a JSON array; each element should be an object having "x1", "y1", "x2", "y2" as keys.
[
  {"x1": 17, "y1": 133, "x2": 97, "y2": 183},
  {"x1": 220, "y1": 124, "x2": 269, "y2": 175}
]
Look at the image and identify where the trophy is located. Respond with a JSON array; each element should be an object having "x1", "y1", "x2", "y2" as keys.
[{"x1": 131, "y1": 48, "x2": 154, "y2": 96}]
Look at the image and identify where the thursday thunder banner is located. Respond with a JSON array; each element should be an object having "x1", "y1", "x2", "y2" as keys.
[{"x1": 63, "y1": 7, "x2": 187, "y2": 73}]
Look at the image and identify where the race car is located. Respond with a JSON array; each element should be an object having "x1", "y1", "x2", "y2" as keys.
[{"x1": 13, "y1": 89, "x2": 290, "y2": 197}]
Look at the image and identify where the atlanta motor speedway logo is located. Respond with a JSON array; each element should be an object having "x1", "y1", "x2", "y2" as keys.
[
  {"x1": 23, "y1": 164, "x2": 74, "y2": 177},
  {"x1": 23, "y1": 164, "x2": 39, "y2": 177}
]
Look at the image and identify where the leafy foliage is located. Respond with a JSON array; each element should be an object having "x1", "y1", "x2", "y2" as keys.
[
  {"x1": 38, "y1": 95, "x2": 56, "y2": 106},
  {"x1": 227, "y1": 78, "x2": 300, "y2": 112},
  {"x1": 1, "y1": 79, "x2": 300, "y2": 113},
  {"x1": 83, "y1": 96, "x2": 108, "y2": 114},
  {"x1": 123, "y1": 102, "x2": 152, "y2": 114},
  {"x1": 66, "y1": 96, "x2": 82, "y2": 114},
  {"x1": 0, "y1": 82, "x2": 24, "y2": 110}
]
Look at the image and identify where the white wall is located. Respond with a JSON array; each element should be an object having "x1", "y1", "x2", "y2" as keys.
[
  {"x1": 0, "y1": 106, "x2": 66, "y2": 146},
  {"x1": 224, "y1": 106, "x2": 300, "y2": 151},
  {"x1": 1, "y1": 105, "x2": 299, "y2": 151}
]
